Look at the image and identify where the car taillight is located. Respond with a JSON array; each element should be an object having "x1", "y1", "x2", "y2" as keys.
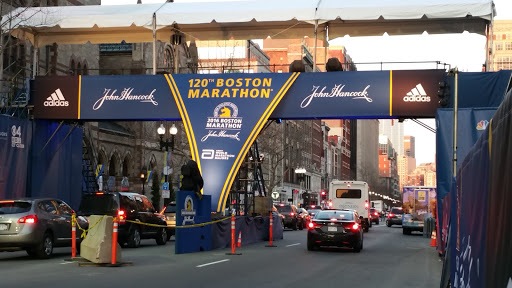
[
  {"x1": 18, "y1": 215, "x2": 38, "y2": 224},
  {"x1": 328, "y1": 201, "x2": 333, "y2": 208},
  {"x1": 374, "y1": 212, "x2": 379, "y2": 216},
  {"x1": 0, "y1": 200, "x2": 14, "y2": 203},
  {"x1": 352, "y1": 223, "x2": 359, "y2": 230},
  {"x1": 364, "y1": 200, "x2": 369, "y2": 209},
  {"x1": 308, "y1": 222, "x2": 321, "y2": 229},
  {"x1": 388, "y1": 213, "x2": 395, "y2": 218},
  {"x1": 290, "y1": 212, "x2": 294, "y2": 216},
  {"x1": 96, "y1": 192, "x2": 104, "y2": 195},
  {"x1": 118, "y1": 210, "x2": 126, "y2": 223}
]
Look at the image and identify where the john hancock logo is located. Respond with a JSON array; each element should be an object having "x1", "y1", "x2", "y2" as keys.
[
  {"x1": 476, "y1": 120, "x2": 489, "y2": 130},
  {"x1": 11, "y1": 125, "x2": 24, "y2": 149},
  {"x1": 201, "y1": 102, "x2": 242, "y2": 142}
]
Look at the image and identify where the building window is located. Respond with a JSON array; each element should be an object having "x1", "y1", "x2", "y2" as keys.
[
  {"x1": 506, "y1": 43, "x2": 512, "y2": 50},
  {"x1": 496, "y1": 43, "x2": 503, "y2": 50}
]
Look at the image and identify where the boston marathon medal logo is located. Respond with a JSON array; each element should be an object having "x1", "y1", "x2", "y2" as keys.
[
  {"x1": 202, "y1": 102, "x2": 242, "y2": 142},
  {"x1": 181, "y1": 195, "x2": 196, "y2": 225}
]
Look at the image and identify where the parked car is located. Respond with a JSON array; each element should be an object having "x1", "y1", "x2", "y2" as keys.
[
  {"x1": 0, "y1": 198, "x2": 88, "y2": 258},
  {"x1": 296, "y1": 208, "x2": 310, "y2": 228},
  {"x1": 272, "y1": 205, "x2": 285, "y2": 227},
  {"x1": 386, "y1": 207, "x2": 404, "y2": 227},
  {"x1": 370, "y1": 208, "x2": 380, "y2": 225},
  {"x1": 275, "y1": 203, "x2": 300, "y2": 230},
  {"x1": 78, "y1": 192, "x2": 168, "y2": 248},
  {"x1": 160, "y1": 202, "x2": 176, "y2": 241},
  {"x1": 307, "y1": 209, "x2": 363, "y2": 252}
]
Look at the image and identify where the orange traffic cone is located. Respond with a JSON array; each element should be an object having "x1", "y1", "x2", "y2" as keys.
[
  {"x1": 430, "y1": 231, "x2": 437, "y2": 247},
  {"x1": 237, "y1": 231, "x2": 242, "y2": 247}
]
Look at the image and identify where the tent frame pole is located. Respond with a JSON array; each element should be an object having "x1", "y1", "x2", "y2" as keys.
[
  {"x1": 489, "y1": 9, "x2": 494, "y2": 71},
  {"x1": 32, "y1": 35, "x2": 38, "y2": 79},
  {"x1": 452, "y1": 69, "x2": 459, "y2": 177},
  {"x1": 152, "y1": 13, "x2": 157, "y2": 75},
  {"x1": 313, "y1": 20, "x2": 318, "y2": 72}
]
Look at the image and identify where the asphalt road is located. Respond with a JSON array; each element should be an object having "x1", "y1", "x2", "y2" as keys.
[{"x1": 0, "y1": 223, "x2": 441, "y2": 288}]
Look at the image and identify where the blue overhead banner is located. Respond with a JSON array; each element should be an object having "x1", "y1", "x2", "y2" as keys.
[
  {"x1": 33, "y1": 70, "x2": 446, "y2": 121},
  {"x1": 165, "y1": 73, "x2": 299, "y2": 212}
]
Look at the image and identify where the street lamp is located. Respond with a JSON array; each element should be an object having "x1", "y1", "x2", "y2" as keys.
[
  {"x1": 158, "y1": 123, "x2": 178, "y2": 152},
  {"x1": 140, "y1": 171, "x2": 146, "y2": 194},
  {"x1": 295, "y1": 168, "x2": 306, "y2": 206}
]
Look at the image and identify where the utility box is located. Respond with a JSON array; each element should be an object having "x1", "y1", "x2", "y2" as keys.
[{"x1": 254, "y1": 196, "x2": 272, "y2": 216}]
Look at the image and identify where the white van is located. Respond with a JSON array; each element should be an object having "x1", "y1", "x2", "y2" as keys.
[{"x1": 328, "y1": 180, "x2": 371, "y2": 232}]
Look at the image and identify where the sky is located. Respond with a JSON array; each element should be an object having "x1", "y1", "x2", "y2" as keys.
[{"x1": 102, "y1": 0, "x2": 512, "y2": 165}]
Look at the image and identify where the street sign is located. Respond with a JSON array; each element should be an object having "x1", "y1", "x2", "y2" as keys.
[
  {"x1": 163, "y1": 166, "x2": 172, "y2": 175},
  {"x1": 162, "y1": 190, "x2": 170, "y2": 198},
  {"x1": 163, "y1": 182, "x2": 169, "y2": 190},
  {"x1": 271, "y1": 191, "x2": 280, "y2": 200}
]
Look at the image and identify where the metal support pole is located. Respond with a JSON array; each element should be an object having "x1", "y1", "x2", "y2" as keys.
[
  {"x1": 452, "y1": 70, "x2": 459, "y2": 177},
  {"x1": 32, "y1": 36, "x2": 38, "y2": 78},
  {"x1": 489, "y1": 10, "x2": 494, "y2": 71},
  {"x1": 313, "y1": 20, "x2": 318, "y2": 72},
  {"x1": 152, "y1": 13, "x2": 157, "y2": 75}
]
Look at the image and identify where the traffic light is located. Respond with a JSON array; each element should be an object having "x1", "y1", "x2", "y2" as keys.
[
  {"x1": 289, "y1": 60, "x2": 305, "y2": 73},
  {"x1": 437, "y1": 80, "x2": 450, "y2": 108},
  {"x1": 321, "y1": 190, "x2": 327, "y2": 200},
  {"x1": 326, "y1": 57, "x2": 343, "y2": 72}
]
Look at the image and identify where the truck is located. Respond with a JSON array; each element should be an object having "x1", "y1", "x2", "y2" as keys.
[
  {"x1": 371, "y1": 200, "x2": 383, "y2": 213},
  {"x1": 328, "y1": 180, "x2": 371, "y2": 232},
  {"x1": 402, "y1": 186, "x2": 437, "y2": 235}
]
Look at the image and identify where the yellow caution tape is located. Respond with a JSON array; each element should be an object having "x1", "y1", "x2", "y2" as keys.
[
  {"x1": 126, "y1": 216, "x2": 232, "y2": 229},
  {"x1": 76, "y1": 215, "x2": 233, "y2": 237},
  {"x1": 76, "y1": 215, "x2": 106, "y2": 239}
]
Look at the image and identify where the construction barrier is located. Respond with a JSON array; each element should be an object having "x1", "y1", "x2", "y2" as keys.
[
  {"x1": 430, "y1": 230, "x2": 437, "y2": 247},
  {"x1": 266, "y1": 212, "x2": 277, "y2": 247},
  {"x1": 226, "y1": 215, "x2": 241, "y2": 255},
  {"x1": 111, "y1": 217, "x2": 118, "y2": 265},
  {"x1": 71, "y1": 213, "x2": 77, "y2": 258}
]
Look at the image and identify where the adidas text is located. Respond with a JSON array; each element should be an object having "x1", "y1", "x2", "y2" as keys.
[
  {"x1": 403, "y1": 95, "x2": 431, "y2": 102},
  {"x1": 44, "y1": 100, "x2": 69, "y2": 106}
]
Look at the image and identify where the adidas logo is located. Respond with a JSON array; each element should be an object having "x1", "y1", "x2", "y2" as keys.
[
  {"x1": 403, "y1": 84, "x2": 431, "y2": 102},
  {"x1": 44, "y1": 88, "x2": 69, "y2": 107}
]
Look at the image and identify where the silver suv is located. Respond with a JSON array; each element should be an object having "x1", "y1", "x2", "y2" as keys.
[{"x1": 0, "y1": 198, "x2": 87, "y2": 258}]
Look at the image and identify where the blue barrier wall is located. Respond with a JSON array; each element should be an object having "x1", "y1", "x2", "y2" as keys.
[
  {"x1": 29, "y1": 120, "x2": 83, "y2": 209},
  {"x1": 0, "y1": 115, "x2": 32, "y2": 199}
]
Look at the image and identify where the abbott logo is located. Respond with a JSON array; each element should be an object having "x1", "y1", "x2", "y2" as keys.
[
  {"x1": 403, "y1": 84, "x2": 431, "y2": 102},
  {"x1": 44, "y1": 89, "x2": 69, "y2": 107}
]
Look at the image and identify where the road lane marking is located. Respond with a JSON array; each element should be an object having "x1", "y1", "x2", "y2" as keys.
[
  {"x1": 196, "y1": 259, "x2": 230, "y2": 268},
  {"x1": 286, "y1": 243, "x2": 300, "y2": 247}
]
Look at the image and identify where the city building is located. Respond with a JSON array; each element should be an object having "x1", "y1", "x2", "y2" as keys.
[
  {"x1": 490, "y1": 20, "x2": 512, "y2": 71},
  {"x1": 379, "y1": 119, "x2": 404, "y2": 158},
  {"x1": 404, "y1": 135, "x2": 416, "y2": 158},
  {"x1": 355, "y1": 120, "x2": 380, "y2": 188},
  {"x1": 398, "y1": 155, "x2": 417, "y2": 192},
  {"x1": 378, "y1": 135, "x2": 400, "y2": 198},
  {"x1": 323, "y1": 119, "x2": 352, "y2": 180}
]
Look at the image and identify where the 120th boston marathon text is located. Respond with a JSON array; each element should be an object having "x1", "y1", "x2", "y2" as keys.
[{"x1": 188, "y1": 78, "x2": 273, "y2": 98}]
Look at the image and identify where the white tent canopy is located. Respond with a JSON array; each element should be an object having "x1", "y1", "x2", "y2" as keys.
[{"x1": 2, "y1": 0, "x2": 495, "y2": 46}]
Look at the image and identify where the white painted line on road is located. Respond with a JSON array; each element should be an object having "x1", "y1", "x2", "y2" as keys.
[
  {"x1": 196, "y1": 259, "x2": 230, "y2": 268},
  {"x1": 286, "y1": 243, "x2": 301, "y2": 247},
  {"x1": 60, "y1": 262, "x2": 74, "y2": 264}
]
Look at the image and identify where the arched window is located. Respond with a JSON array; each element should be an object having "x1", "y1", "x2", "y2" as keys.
[
  {"x1": 77, "y1": 62, "x2": 82, "y2": 75},
  {"x1": 83, "y1": 63, "x2": 88, "y2": 75},
  {"x1": 122, "y1": 155, "x2": 130, "y2": 177},
  {"x1": 70, "y1": 59, "x2": 76, "y2": 75}
]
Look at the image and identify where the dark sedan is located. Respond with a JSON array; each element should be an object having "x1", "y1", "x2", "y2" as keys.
[
  {"x1": 307, "y1": 209, "x2": 363, "y2": 252},
  {"x1": 386, "y1": 207, "x2": 404, "y2": 227},
  {"x1": 0, "y1": 198, "x2": 88, "y2": 258}
]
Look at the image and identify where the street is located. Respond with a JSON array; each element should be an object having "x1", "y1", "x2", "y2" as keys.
[{"x1": 0, "y1": 223, "x2": 441, "y2": 288}]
